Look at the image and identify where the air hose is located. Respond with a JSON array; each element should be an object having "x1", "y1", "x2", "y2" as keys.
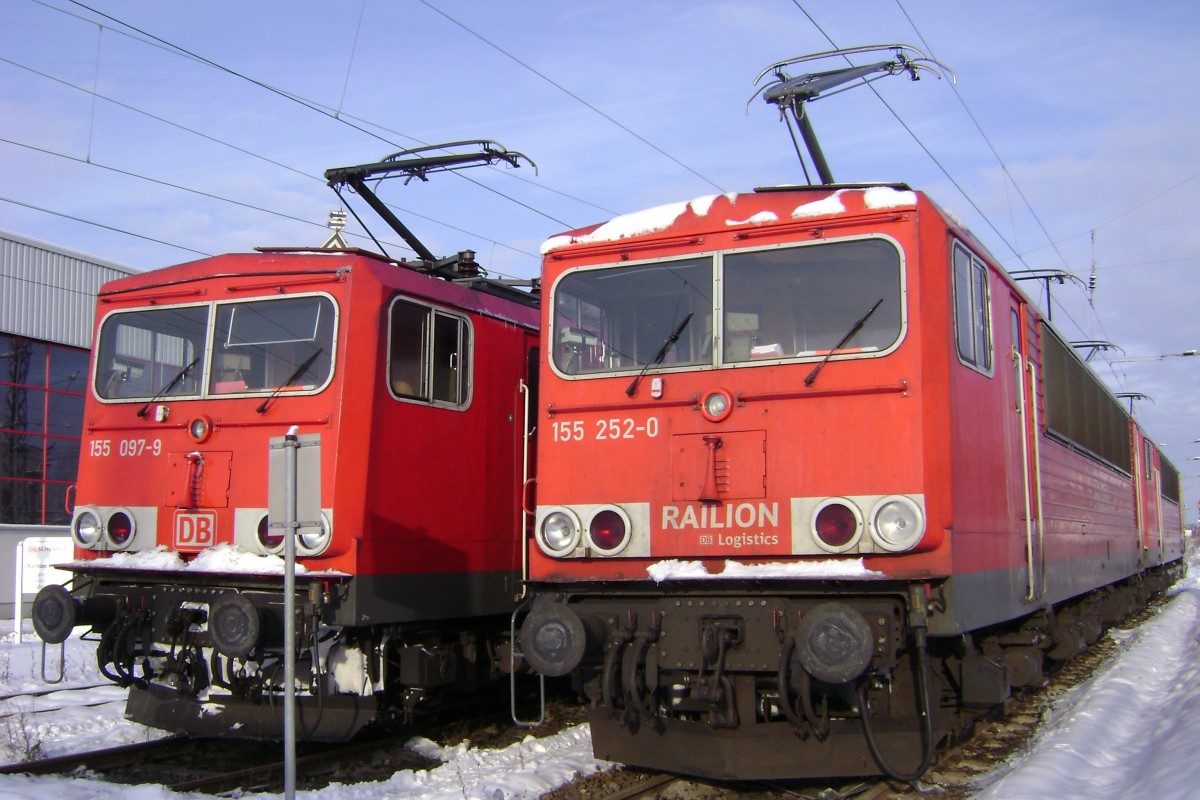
[{"x1": 859, "y1": 625, "x2": 935, "y2": 782}]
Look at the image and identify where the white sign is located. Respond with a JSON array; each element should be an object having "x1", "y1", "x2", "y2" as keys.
[
  {"x1": 13, "y1": 536, "x2": 73, "y2": 645},
  {"x1": 21, "y1": 537, "x2": 73, "y2": 594}
]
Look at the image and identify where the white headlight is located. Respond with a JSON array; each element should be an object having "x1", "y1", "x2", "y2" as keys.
[
  {"x1": 539, "y1": 510, "x2": 580, "y2": 555},
  {"x1": 72, "y1": 509, "x2": 102, "y2": 548},
  {"x1": 870, "y1": 496, "x2": 925, "y2": 552},
  {"x1": 296, "y1": 511, "x2": 333, "y2": 556},
  {"x1": 701, "y1": 389, "x2": 734, "y2": 422}
]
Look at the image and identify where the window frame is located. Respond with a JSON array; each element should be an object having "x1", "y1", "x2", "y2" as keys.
[
  {"x1": 386, "y1": 296, "x2": 474, "y2": 411},
  {"x1": 546, "y1": 234, "x2": 908, "y2": 381},
  {"x1": 208, "y1": 294, "x2": 337, "y2": 398},
  {"x1": 716, "y1": 235, "x2": 907, "y2": 369},
  {"x1": 91, "y1": 292, "x2": 339, "y2": 404},
  {"x1": 0, "y1": 334, "x2": 87, "y2": 525},
  {"x1": 92, "y1": 302, "x2": 209, "y2": 402},
  {"x1": 951, "y1": 241, "x2": 994, "y2": 376}
]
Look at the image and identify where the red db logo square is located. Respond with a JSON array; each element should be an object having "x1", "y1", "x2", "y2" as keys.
[{"x1": 174, "y1": 511, "x2": 216, "y2": 550}]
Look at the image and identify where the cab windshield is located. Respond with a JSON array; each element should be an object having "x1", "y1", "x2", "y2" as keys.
[
  {"x1": 94, "y1": 295, "x2": 336, "y2": 401},
  {"x1": 550, "y1": 238, "x2": 903, "y2": 377}
]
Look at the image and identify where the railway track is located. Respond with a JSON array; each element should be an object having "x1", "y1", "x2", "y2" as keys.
[
  {"x1": 0, "y1": 731, "x2": 432, "y2": 793},
  {"x1": 0, "y1": 593, "x2": 1170, "y2": 797},
  {"x1": 585, "y1": 771, "x2": 891, "y2": 800},
  {"x1": 0, "y1": 684, "x2": 124, "y2": 722},
  {"x1": 0, "y1": 736, "x2": 184, "y2": 777},
  {"x1": 0, "y1": 699, "x2": 534, "y2": 793},
  {"x1": 0, "y1": 683, "x2": 111, "y2": 704}
]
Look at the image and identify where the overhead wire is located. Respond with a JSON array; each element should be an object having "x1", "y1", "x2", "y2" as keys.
[
  {"x1": 0, "y1": 62, "x2": 543, "y2": 265},
  {"x1": 889, "y1": 3, "x2": 1135, "y2": 394},
  {"x1": 32, "y1": 1, "x2": 661, "y2": 222},
  {"x1": 891, "y1": 0, "x2": 1124, "y2": 363},
  {"x1": 60, "y1": 0, "x2": 575, "y2": 229},
  {"x1": 20, "y1": 0, "x2": 702, "y2": 267},
  {"x1": 0, "y1": 47, "x2": 542, "y2": 268},
  {"x1": 417, "y1": 0, "x2": 728, "y2": 195},
  {"x1": 21, "y1": 0, "x2": 621, "y2": 255},
  {"x1": 783, "y1": 1, "x2": 1157, "y2": 402},
  {"x1": 890, "y1": 1, "x2": 1137, "y2": 385},
  {"x1": 0, "y1": 54, "x2": 314, "y2": 183},
  {"x1": 894, "y1": 4, "x2": 1197, "y2": 408},
  {"x1": 787, "y1": 1, "x2": 1030, "y2": 268},
  {"x1": 0, "y1": 195, "x2": 211, "y2": 257},
  {"x1": 0, "y1": 135, "x2": 413, "y2": 254},
  {"x1": 17, "y1": 0, "x2": 1191, "y2": 324},
  {"x1": 334, "y1": 0, "x2": 368, "y2": 118},
  {"x1": 893, "y1": 1, "x2": 1073, "y2": 274}
]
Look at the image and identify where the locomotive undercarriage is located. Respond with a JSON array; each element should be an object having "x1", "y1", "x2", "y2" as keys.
[
  {"x1": 520, "y1": 563, "x2": 1184, "y2": 780},
  {"x1": 33, "y1": 566, "x2": 512, "y2": 740}
]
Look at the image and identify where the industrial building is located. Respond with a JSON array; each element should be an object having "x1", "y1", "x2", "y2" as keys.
[{"x1": 1, "y1": 229, "x2": 135, "y2": 615}]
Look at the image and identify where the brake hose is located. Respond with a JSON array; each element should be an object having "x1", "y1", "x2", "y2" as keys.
[
  {"x1": 776, "y1": 634, "x2": 810, "y2": 739},
  {"x1": 859, "y1": 627, "x2": 935, "y2": 782}
]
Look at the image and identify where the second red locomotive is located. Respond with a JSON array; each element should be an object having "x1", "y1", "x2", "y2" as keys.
[
  {"x1": 517, "y1": 49, "x2": 1186, "y2": 781},
  {"x1": 518, "y1": 185, "x2": 1184, "y2": 779}
]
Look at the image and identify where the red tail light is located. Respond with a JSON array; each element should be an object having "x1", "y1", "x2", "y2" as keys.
[
  {"x1": 257, "y1": 515, "x2": 283, "y2": 550},
  {"x1": 107, "y1": 511, "x2": 134, "y2": 546},
  {"x1": 814, "y1": 503, "x2": 859, "y2": 549},
  {"x1": 588, "y1": 509, "x2": 628, "y2": 554}
]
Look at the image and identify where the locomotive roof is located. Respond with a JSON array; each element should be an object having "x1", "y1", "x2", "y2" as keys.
[
  {"x1": 540, "y1": 182, "x2": 1020, "y2": 300},
  {"x1": 96, "y1": 247, "x2": 540, "y2": 325},
  {"x1": 540, "y1": 184, "x2": 922, "y2": 255}
]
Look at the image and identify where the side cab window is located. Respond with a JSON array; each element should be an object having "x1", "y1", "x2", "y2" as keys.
[
  {"x1": 388, "y1": 297, "x2": 472, "y2": 409},
  {"x1": 952, "y1": 242, "x2": 993, "y2": 374}
]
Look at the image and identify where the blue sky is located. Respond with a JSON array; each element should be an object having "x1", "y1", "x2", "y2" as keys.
[{"x1": 3, "y1": 0, "x2": 1199, "y2": 514}]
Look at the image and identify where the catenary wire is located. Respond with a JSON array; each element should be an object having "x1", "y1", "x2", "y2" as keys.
[
  {"x1": 417, "y1": 0, "x2": 727, "y2": 195},
  {"x1": 42, "y1": 0, "x2": 616, "y2": 217},
  {"x1": 0, "y1": 55, "x2": 542, "y2": 268},
  {"x1": 60, "y1": 0, "x2": 574, "y2": 228},
  {"x1": 0, "y1": 195, "x2": 211, "y2": 257}
]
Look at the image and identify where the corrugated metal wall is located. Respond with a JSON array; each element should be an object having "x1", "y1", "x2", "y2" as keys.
[{"x1": 0, "y1": 230, "x2": 136, "y2": 349}]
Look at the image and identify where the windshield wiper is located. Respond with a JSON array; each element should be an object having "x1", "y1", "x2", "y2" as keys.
[
  {"x1": 626, "y1": 312, "x2": 693, "y2": 398},
  {"x1": 256, "y1": 347, "x2": 324, "y2": 414},
  {"x1": 136, "y1": 356, "x2": 200, "y2": 417},
  {"x1": 803, "y1": 298, "x2": 883, "y2": 387}
]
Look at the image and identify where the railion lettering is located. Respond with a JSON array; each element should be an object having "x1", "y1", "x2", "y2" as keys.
[{"x1": 660, "y1": 502, "x2": 779, "y2": 531}]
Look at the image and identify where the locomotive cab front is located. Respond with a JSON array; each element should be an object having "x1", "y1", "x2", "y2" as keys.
[
  {"x1": 33, "y1": 248, "x2": 540, "y2": 740},
  {"x1": 521, "y1": 188, "x2": 947, "y2": 778},
  {"x1": 520, "y1": 184, "x2": 1184, "y2": 781}
]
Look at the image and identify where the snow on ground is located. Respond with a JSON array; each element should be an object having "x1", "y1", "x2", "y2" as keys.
[
  {"x1": 0, "y1": 626, "x2": 168, "y2": 768},
  {"x1": 0, "y1": 620, "x2": 615, "y2": 800},
  {"x1": 0, "y1": 548, "x2": 1198, "y2": 798},
  {"x1": 973, "y1": 552, "x2": 1200, "y2": 800}
]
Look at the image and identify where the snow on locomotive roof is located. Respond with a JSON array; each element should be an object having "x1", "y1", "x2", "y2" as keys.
[
  {"x1": 541, "y1": 185, "x2": 918, "y2": 254},
  {"x1": 646, "y1": 557, "x2": 884, "y2": 582}
]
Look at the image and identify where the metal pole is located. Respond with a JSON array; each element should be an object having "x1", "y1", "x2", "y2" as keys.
[
  {"x1": 282, "y1": 428, "x2": 298, "y2": 800},
  {"x1": 795, "y1": 105, "x2": 834, "y2": 185}
]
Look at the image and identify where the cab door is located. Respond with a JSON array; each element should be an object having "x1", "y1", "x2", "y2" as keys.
[{"x1": 1133, "y1": 432, "x2": 1164, "y2": 565}]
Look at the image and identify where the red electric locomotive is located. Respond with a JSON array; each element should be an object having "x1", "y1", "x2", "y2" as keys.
[
  {"x1": 32, "y1": 143, "x2": 541, "y2": 738},
  {"x1": 517, "y1": 50, "x2": 1186, "y2": 780}
]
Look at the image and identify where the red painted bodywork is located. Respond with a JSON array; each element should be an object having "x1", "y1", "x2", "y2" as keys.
[
  {"x1": 530, "y1": 188, "x2": 1184, "y2": 628},
  {"x1": 73, "y1": 249, "x2": 538, "y2": 623}
]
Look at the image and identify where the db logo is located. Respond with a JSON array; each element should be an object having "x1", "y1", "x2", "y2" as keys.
[{"x1": 174, "y1": 511, "x2": 217, "y2": 550}]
